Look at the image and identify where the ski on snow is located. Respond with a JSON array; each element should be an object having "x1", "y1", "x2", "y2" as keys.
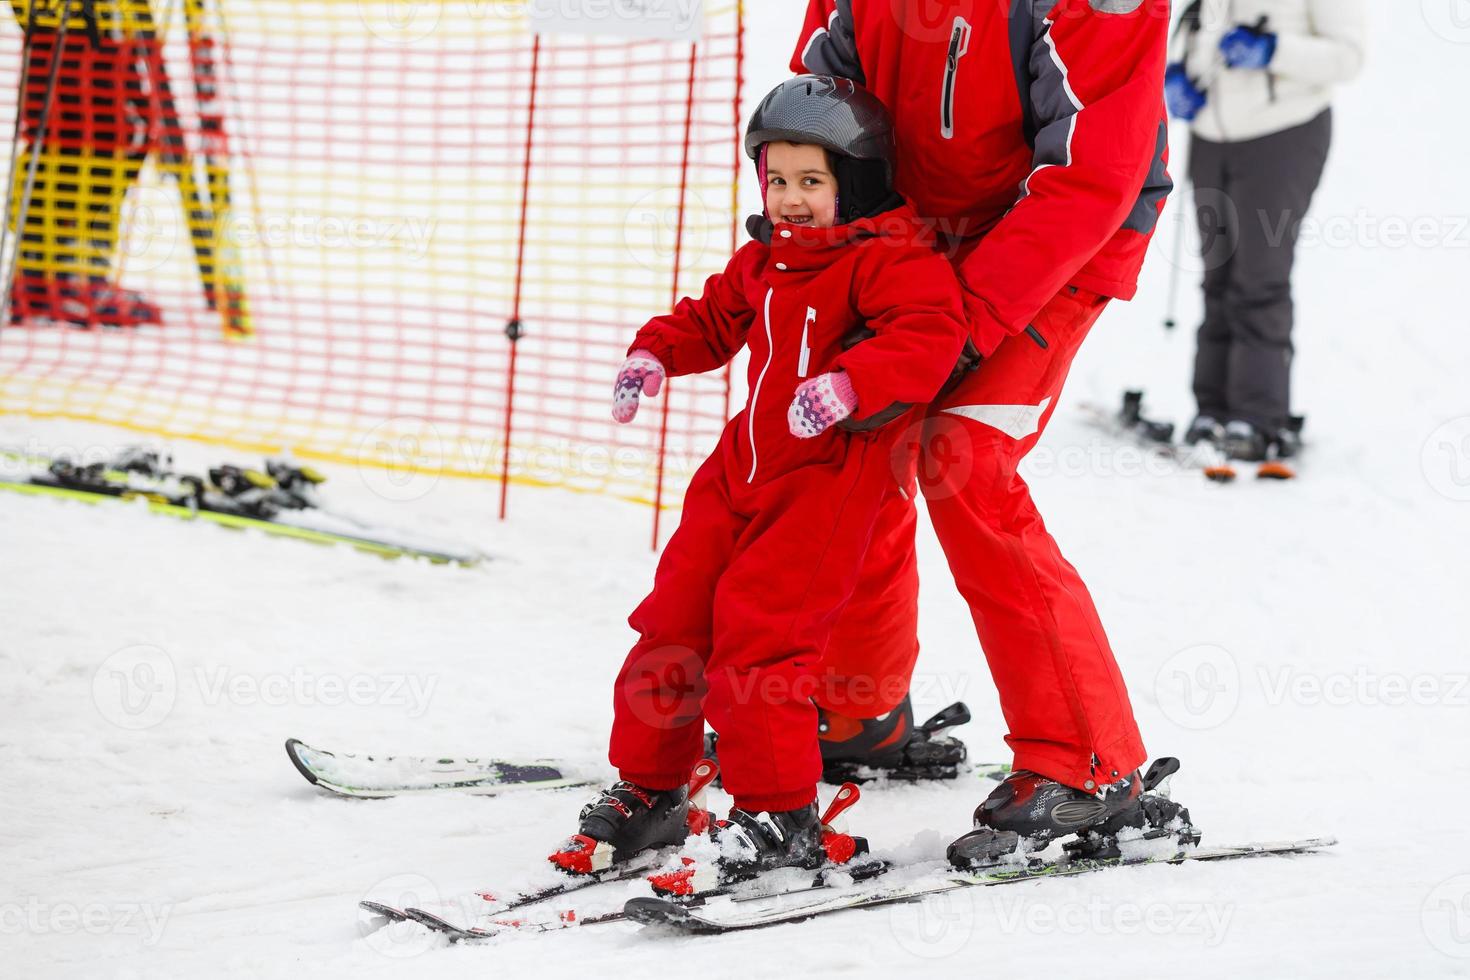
[
  {"x1": 285, "y1": 739, "x2": 595, "y2": 798},
  {"x1": 622, "y1": 837, "x2": 1338, "y2": 934},
  {"x1": 358, "y1": 837, "x2": 1335, "y2": 942}
]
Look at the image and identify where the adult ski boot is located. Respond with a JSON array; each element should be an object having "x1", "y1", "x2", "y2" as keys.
[
  {"x1": 1183, "y1": 414, "x2": 1225, "y2": 447},
  {"x1": 1119, "y1": 390, "x2": 1175, "y2": 445},
  {"x1": 548, "y1": 760, "x2": 717, "y2": 876},
  {"x1": 648, "y1": 782, "x2": 879, "y2": 897},
  {"x1": 702, "y1": 699, "x2": 971, "y2": 785},
  {"x1": 817, "y1": 698, "x2": 970, "y2": 783},
  {"x1": 947, "y1": 757, "x2": 1199, "y2": 869}
]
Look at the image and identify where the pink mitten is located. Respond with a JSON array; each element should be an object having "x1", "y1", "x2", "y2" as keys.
[
  {"x1": 612, "y1": 350, "x2": 666, "y2": 423},
  {"x1": 788, "y1": 371, "x2": 858, "y2": 439}
]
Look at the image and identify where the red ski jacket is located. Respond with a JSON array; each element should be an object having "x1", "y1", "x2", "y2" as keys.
[
  {"x1": 792, "y1": 0, "x2": 1172, "y2": 356},
  {"x1": 630, "y1": 205, "x2": 967, "y2": 484}
]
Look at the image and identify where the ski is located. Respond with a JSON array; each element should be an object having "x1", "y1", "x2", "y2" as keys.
[
  {"x1": 286, "y1": 738, "x2": 594, "y2": 798},
  {"x1": 0, "y1": 448, "x2": 485, "y2": 565},
  {"x1": 623, "y1": 836, "x2": 1337, "y2": 934},
  {"x1": 382, "y1": 859, "x2": 893, "y2": 942}
]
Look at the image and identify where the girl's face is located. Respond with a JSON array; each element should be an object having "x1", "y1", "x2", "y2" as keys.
[{"x1": 764, "y1": 142, "x2": 838, "y2": 229}]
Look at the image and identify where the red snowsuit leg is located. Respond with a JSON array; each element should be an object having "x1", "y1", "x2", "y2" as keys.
[
  {"x1": 820, "y1": 286, "x2": 1147, "y2": 791},
  {"x1": 611, "y1": 419, "x2": 911, "y2": 814}
]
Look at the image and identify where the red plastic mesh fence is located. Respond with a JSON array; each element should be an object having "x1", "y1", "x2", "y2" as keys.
[{"x1": 0, "y1": 0, "x2": 743, "y2": 527}]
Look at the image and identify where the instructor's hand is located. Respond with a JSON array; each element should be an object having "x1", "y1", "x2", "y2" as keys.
[
  {"x1": 612, "y1": 350, "x2": 665, "y2": 424},
  {"x1": 788, "y1": 371, "x2": 858, "y2": 439}
]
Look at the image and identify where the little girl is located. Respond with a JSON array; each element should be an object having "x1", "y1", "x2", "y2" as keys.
[{"x1": 551, "y1": 76, "x2": 968, "y2": 886}]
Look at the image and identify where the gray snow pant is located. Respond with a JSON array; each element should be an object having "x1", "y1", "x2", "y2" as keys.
[{"x1": 1189, "y1": 108, "x2": 1332, "y2": 431}]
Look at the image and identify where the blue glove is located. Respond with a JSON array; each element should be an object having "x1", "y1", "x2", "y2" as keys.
[
  {"x1": 1220, "y1": 24, "x2": 1277, "y2": 69},
  {"x1": 1164, "y1": 63, "x2": 1207, "y2": 121}
]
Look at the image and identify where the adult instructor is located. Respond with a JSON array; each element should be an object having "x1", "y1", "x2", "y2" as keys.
[{"x1": 793, "y1": 1, "x2": 1179, "y2": 866}]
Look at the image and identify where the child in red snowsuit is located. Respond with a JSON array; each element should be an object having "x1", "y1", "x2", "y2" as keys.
[{"x1": 550, "y1": 77, "x2": 967, "y2": 881}]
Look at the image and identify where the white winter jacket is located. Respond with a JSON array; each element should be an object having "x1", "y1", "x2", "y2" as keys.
[{"x1": 1172, "y1": 0, "x2": 1366, "y2": 143}]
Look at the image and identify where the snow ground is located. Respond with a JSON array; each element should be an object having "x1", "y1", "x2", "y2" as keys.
[{"x1": 5, "y1": 3, "x2": 1470, "y2": 978}]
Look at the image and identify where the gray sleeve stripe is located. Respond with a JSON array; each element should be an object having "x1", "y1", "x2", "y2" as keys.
[
  {"x1": 1018, "y1": 21, "x2": 1084, "y2": 202},
  {"x1": 1121, "y1": 120, "x2": 1173, "y2": 234},
  {"x1": 799, "y1": 1, "x2": 864, "y2": 83}
]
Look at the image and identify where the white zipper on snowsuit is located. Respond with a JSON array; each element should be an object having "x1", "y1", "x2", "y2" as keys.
[
  {"x1": 747, "y1": 287, "x2": 775, "y2": 484},
  {"x1": 798, "y1": 306, "x2": 815, "y2": 378},
  {"x1": 941, "y1": 16, "x2": 971, "y2": 140}
]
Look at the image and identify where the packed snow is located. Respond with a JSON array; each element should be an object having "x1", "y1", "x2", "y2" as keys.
[{"x1": 4, "y1": 2, "x2": 1470, "y2": 977}]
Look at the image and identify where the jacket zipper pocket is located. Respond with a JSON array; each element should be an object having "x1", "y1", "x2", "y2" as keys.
[
  {"x1": 940, "y1": 17, "x2": 971, "y2": 140},
  {"x1": 747, "y1": 287, "x2": 776, "y2": 484},
  {"x1": 798, "y1": 306, "x2": 815, "y2": 377}
]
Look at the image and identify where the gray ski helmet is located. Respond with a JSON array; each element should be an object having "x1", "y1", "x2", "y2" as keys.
[{"x1": 745, "y1": 75, "x2": 896, "y2": 184}]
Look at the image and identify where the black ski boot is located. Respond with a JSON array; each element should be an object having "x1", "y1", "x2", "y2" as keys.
[
  {"x1": 650, "y1": 783, "x2": 876, "y2": 897},
  {"x1": 265, "y1": 458, "x2": 327, "y2": 509},
  {"x1": 818, "y1": 699, "x2": 970, "y2": 783},
  {"x1": 947, "y1": 758, "x2": 1199, "y2": 869},
  {"x1": 1119, "y1": 390, "x2": 1176, "y2": 444},
  {"x1": 1184, "y1": 414, "x2": 1225, "y2": 447},
  {"x1": 1222, "y1": 420, "x2": 1269, "y2": 462},
  {"x1": 549, "y1": 760, "x2": 716, "y2": 876},
  {"x1": 702, "y1": 700, "x2": 971, "y2": 784}
]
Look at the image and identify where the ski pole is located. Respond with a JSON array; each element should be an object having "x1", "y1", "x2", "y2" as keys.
[{"x1": 1160, "y1": 13, "x2": 1268, "y2": 332}]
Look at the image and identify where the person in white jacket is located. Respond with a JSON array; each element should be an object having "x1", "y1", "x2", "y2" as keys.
[{"x1": 1166, "y1": 0, "x2": 1365, "y2": 462}]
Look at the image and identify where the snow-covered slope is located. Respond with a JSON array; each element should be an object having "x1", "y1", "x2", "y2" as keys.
[{"x1": 4, "y1": 3, "x2": 1469, "y2": 977}]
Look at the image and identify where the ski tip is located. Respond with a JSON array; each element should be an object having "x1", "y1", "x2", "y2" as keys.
[
  {"x1": 283, "y1": 738, "x2": 320, "y2": 785},
  {"x1": 1204, "y1": 465, "x2": 1238, "y2": 484},
  {"x1": 1256, "y1": 461, "x2": 1296, "y2": 481},
  {"x1": 624, "y1": 897, "x2": 704, "y2": 931}
]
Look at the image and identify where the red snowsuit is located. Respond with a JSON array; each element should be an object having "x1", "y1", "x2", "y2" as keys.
[
  {"x1": 610, "y1": 206, "x2": 967, "y2": 813},
  {"x1": 794, "y1": 0, "x2": 1171, "y2": 791}
]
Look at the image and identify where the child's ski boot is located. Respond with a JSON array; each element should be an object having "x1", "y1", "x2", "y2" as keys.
[
  {"x1": 649, "y1": 783, "x2": 882, "y2": 897},
  {"x1": 548, "y1": 760, "x2": 717, "y2": 876}
]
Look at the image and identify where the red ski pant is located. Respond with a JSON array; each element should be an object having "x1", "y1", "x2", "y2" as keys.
[
  {"x1": 820, "y1": 286, "x2": 1148, "y2": 792},
  {"x1": 609, "y1": 416, "x2": 915, "y2": 813}
]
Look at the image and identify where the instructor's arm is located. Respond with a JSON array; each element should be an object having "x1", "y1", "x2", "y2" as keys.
[{"x1": 956, "y1": 1, "x2": 1169, "y2": 356}]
